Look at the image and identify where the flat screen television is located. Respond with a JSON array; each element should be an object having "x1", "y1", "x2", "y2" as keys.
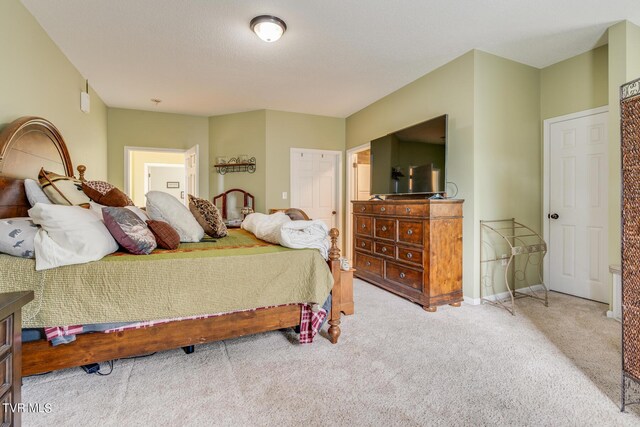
[{"x1": 370, "y1": 114, "x2": 447, "y2": 196}]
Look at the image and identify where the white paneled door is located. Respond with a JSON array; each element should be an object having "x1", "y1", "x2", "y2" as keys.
[
  {"x1": 549, "y1": 111, "x2": 608, "y2": 302},
  {"x1": 290, "y1": 149, "x2": 340, "y2": 230},
  {"x1": 185, "y1": 145, "x2": 199, "y2": 199}
]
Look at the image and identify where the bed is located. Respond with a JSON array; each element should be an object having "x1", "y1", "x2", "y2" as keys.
[{"x1": 0, "y1": 116, "x2": 342, "y2": 376}]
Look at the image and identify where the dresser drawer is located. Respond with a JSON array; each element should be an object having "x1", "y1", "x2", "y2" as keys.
[
  {"x1": 397, "y1": 246, "x2": 423, "y2": 266},
  {"x1": 355, "y1": 237, "x2": 372, "y2": 252},
  {"x1": 374, "y1": 218, "x2": 396, "y2": 240},
  {"x1": 372, "y1": 204, "x2": 395, "y2": 216},
  {"x1": 398, "y1": 220, "x2": 423, "y2": 245},
  {"x1": 385, "y1": 262, "x2": 423, "y2": 291},
  {"x1": 397, "y1": 204, "x2": 426, "y2": 217},
  {"x1": 374, "y1": 241, "x2": 395, "y2": 258},
  {"x1": 354, "y1": 252, "x2": 383, "y2": 277},
  {"x1": 353, "y1": 203, "x2": 372, "y2": 215},
  {"x1": 355, "y1": 216, "x2": 372, "y2": 236}
]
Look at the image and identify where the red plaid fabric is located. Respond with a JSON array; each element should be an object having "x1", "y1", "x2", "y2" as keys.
[
  {"x1": 44, "y1": 303, "x2": 327, "y2": 345},
  {"x1": 299, "y1": 304, "x2": 327, "y2": 344}
]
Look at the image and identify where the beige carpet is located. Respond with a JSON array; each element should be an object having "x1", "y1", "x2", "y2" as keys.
[{"x1": 22, "y1": 279, "x2": 640, "y2": 426}]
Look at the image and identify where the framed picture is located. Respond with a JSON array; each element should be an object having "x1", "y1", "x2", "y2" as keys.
[{"x1": 166, "y1": 181, "x2": 180, "y2": 189}]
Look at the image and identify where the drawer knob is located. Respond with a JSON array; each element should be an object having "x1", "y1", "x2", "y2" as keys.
[
  {"x1": 362, "y1": 223, "x2": 366, "y2": 229},
  {"x1": 361, "y1": 207, "x2": 366, "y2": 212},
  {"x1": 380, "y1": 207, "x2": 386, "y2": 212},
  {"x1": 406, "y1": 253, "x2": 413, "y2": 259},
  {"x1": 366, "y1": 261, "x2": 371, "y2": 266},
  {"x1": 407, "y1": 229, "x2": 413, "y2": 235},
  {"x1": 400, "y1": 272, "x2": 406, "y2": 279},
  {"x1": 382, "y1": 226, "x2": 387, "y2": 231},
  {"x1": 361, "y1": 242, "x2": 366, "y2": 247},
  {"x1": 406, "y1": 207, "x2": 411, "y2": 213},
  {"x1": 382, "y1": 247, "x2": 387, "y2": 252}
]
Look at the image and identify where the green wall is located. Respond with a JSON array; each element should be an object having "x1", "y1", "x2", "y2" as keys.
[
  {"x1": 0, "y1": 0, "x2": 108, "y2": 180},
  {"x1": 107, "y1": 108, "x2": 209, "y2": 197},
  {"x1": 209, "y1": 110, "x2": 345, "y2": 215},
  {"x1": 540, "y1": 45, "x2": 609, "y2": 120},
  {"x1": 347, "y1": 51, "x2": 477, "y2": 297},
  {"x1": 209, "y1": 111, "x2": 267, "y2": 213},
  {"x1": 474, "y1": 51, "x2": 542, "y2": 294},
  {"x1": 265, "y1": 110, "x2": 345, "y2": 210}
]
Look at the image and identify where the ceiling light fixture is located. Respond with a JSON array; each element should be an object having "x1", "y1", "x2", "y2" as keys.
[{"x1": 250, "y1": 15, "x2": 286, "y2": 43}]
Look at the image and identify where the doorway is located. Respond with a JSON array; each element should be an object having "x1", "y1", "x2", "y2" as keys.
[
  {"x1": 345, "y1": 143, "x2": 372, "y2": 263},
  {"x1": 124, "y1": 146, "x2": 199, "y2": 207},
  {"x1": 290, "y1": 148, "x2": 342, "y2": 235},
  {"x1": 543, "y1": 107, "x2": 609, "y2": 303}
]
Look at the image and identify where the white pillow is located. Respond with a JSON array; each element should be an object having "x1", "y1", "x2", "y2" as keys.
[
  {"x1": 24, "y1": 179, "x2": 51, "y2": 207},
  {"x1": 0, "y1": 218, "x2": 38, "y2": 258},
  {"x1": 146, "y1": 191, "x2": 204, "y2": 242},
  {"x1": 28, "y1": 203, "x2": 118, "y2": 271}
]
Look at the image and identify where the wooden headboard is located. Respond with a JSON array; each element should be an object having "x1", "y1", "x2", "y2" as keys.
[{"x1": 0, "y1": 117, "x2": 75, "y2": 218}]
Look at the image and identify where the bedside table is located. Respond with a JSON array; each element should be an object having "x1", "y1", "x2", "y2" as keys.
[{"x1": 0, "y1": 291, "x2": 34, "y2": 427}]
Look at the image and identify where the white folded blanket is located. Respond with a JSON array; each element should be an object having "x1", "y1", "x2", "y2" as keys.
[
  {"x1": 279, "y1": 220, "x2": 330, "y2": 260},
  {"x1": 241, "y1": 212, "x2": 330, "y2": 259}
]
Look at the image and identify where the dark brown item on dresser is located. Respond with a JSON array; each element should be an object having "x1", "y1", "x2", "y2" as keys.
[
  {"x1": 213, "y1": 188, "x2": 255, "y2": 220},
  {"x1": 0, "y1": 117, "x2": 343, "y2": 377},
  {"x1": 352, "y1": 199, "x2": 463, "y2": 311},
  {"x1": 0, "y1": 291, "x2": 34, "y2": 427}
]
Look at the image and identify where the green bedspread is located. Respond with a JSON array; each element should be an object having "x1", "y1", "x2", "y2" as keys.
[{"x1": 0, "y1": 229, "x2": 334, "y2": 327}]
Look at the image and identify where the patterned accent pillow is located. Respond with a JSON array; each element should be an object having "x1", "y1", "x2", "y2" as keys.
[
  {"x1": 38, "y1": 168, "x2": 91, "y2": 206},
  {"x1": 102, "y1": 207, "x2": 157, "y2": 255},
  {"x1": 82, "y1": 181, "x2": 134, "y2": 207},
  {"x1": 188, "y1": 195, "x2": 227, "y2": 238},
  {"x1": 0, "y1": 218, "x2": 38, "y2": 258},
  {"x1": 146, "y1": 220, "x2": 180, "y2": 250}
]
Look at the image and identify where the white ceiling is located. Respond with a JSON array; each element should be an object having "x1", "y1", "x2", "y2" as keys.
[{"x1": 21, "y1": 0, "x2": 640, "y2": 118}]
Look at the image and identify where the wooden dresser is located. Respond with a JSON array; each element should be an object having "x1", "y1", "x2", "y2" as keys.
[
  {"x1": 352, "y1": 199, "x2": 463, "y2": 311},
  {"x1": 0, "y1": 292, "x2": 33, "y2": 427}
]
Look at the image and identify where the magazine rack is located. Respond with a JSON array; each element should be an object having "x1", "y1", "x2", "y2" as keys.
[{"x1": 480, "y1": 219, "x2": 548, "y2": 315}]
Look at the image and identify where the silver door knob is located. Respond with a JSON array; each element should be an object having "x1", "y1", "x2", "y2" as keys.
[
  {"x1": 406, "y1": 253, "x2": 413, "y2": 259},
  {"x1": 400, "y1": 272, "x2": 406, "y2": 279},
  {"x1": 366, "y1": 261, "x2": 371, "y2": 266},
  {"x1": 361, "y1": 242, "x2": 366, "y2": 247},
  {"x1": 361, "y1": 207, "x2": 365, "y2": 212},
  {"x1": 407, "y1": 229, "x2": 413, "y2": 235},
  {"x1": 382, "y1": 247, "x2": 387, "y2": 252},
  {"x1": 406, "y1": 208, "x2": 411, "y2": 213},
  {"x1": 380, "y1": 207, "x2": 386, "y2": 212},
  {"x1": 549, "y1": 213, "x2": 559, "y2": 219},
  {"x1": 382, "y1": 226, "x2": 387, "y2": 231},
  {"x1": 361, "y1": 223, "x2": 366, "y2": 229}
]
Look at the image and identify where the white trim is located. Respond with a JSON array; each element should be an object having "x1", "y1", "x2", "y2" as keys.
[
  {"x1": 542, "y1": 106, "x2": 608, "y2": 293},
  {"x1": 345, "y1": 143, "x2": 371, "y2": 263},
  {"x1": 123, "y1": 146, "x2": 187, "y2": 197},
  {"x1": 290, "y1": 148, "x2": 343, "y2": 249},
  {"x1": 185, "y1": 145, "x2": 200, "y2": 198}
]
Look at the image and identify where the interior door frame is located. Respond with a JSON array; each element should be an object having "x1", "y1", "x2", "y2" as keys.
[
  {"x1": 289, "y1": 148, "x2": 343, "y2": 249},
  {"x1": 542, "y1": 105, "x2": 608, "y2": 291},
  {"x1": 123, "y1": 146, "x2": 188, "y2": 198},
  {"x1": 345, "y1": 143, "x2": 371, "y2": 262}
]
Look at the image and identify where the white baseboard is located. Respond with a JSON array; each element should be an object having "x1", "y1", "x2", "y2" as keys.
[
  {"x1": 465, "y1": 284, "x2": 547, "y2": 306},
  {"x1": 607, "y1": 310, "x2": 622, "y2": 322}
]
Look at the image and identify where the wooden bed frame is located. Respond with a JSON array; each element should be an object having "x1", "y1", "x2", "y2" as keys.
[{"x1": 0, "y1": 117, "x2": 342, "y2": 376}]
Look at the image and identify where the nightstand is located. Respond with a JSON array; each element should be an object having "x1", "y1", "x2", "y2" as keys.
[{"x1": 0, "y1": 291, "x2": 34, "y2": 427}]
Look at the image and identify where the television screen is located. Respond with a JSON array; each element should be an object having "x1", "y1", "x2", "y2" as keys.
[{"x1": 370, "y1": 114, "x2": 447, "y2": 195}]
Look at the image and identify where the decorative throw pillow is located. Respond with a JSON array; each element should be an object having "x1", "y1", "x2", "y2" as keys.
[
  {"x1": 24, "y1": 179, "x2": 51, "y2": 207},
  {"x1": 146, "y1": 191, "x2": 204, "y2": 242},
  {"x1": 0, "y1": 218, "x2": 38, "y2": 258},
  {"x1": 188, "y1": 194, "x2": 228, "y2": 238},
  {"x1": 38, "y1": 168, "x2": 91, "y2": 206},
  {"x1": 82, "y1": 181, "x2": 134, "y2": 207},
  {"x1": 146, "y1": 220, "x2": 180, "y2": 250},
  {"x1": 102, "y1": 207, "x2": 157, "y2": 255},
  {"x1": 28, "y1": 203, "x2": 118, "y2": 271}
]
